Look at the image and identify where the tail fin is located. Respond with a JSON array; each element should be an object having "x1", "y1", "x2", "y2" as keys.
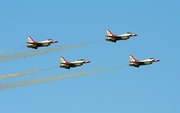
[
  {"x1": 60, "y1": 56, "x2": 69, "y2": 64},
  {"x1": 129, "y1": 55, "x2": 136, "y2": 62},
  {"x1": 28, "y1": 36, "x2": 36, "y2": 43},
  {"x1": 106, "y1": 29, "x2": 114, "y2": 36}
]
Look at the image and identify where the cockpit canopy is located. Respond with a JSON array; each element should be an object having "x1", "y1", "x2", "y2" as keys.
[
  {"x1": 76, "y1": 59, "x2": 85, "y2": 61},
  {"x1": 127, "y1": 32, "x2": 132, "y2": 34},
  {"x1": 149, "y1": 58, "x2": 155, "y2": 59},
  {"x1": 47, "y1": 39, "x2": 53, "y2": 41}
]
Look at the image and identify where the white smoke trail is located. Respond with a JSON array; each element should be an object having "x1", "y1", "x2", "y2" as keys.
[
  {"x1": 0, "y1": 66, "x2": 58, "y2": 81},
  {"x1": 0, "y1": 49, "x2": 12, "y2": 54},
  {"x1": 0, "y1": 46, "x2": 25, "y2": 55},
  {"x1": 0, "y1": 41, "x2": 99, "y2": 62},
  {"x1": 0, "y1": 65, "x2": 126, "y2": 90}
]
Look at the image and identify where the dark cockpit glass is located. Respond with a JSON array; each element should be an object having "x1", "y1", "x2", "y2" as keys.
[
  {"x1": 149, "y1": 58, "x2": 154, "y2": 59},
  {"x1": 127, "y1": 32, "x2": 132, "y2": 34},
  {"x1": 77, "y1": 59, "x2": 85, "y2": 61}
]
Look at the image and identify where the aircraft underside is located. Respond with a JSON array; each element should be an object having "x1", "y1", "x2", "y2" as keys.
[
  {"x1": 129, "y1": 62, "x2": 152, "y2": 68},
  {"x1": 60, "y1": 63, "x2": 83, "y2": 69},
  {"x1": 27, "y1": 43, "x2": 50, "y2": 49},
  {"x1": 106, "y1": 37, "x2": 129, "y2": 43}
]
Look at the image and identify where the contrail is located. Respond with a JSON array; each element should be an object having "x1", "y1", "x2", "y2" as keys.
[
  {"x1": 0, "y1": 41, "x2": 99, "y2": 62},
  {"x1": 0, "y1": 49, "x2": 14, "y2": 54},
  {"x1": 0, "y1": 65, "x2": 127, "y2": 90},
  {"x1": 0, "y1": 46, "x2": 25, "y2": 55},
  {"x1": 0, "y1": 66, "x2": 58, "y2": 81}
]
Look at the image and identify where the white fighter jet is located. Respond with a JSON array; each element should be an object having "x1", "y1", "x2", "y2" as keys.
[
  {"x1": 60, "y1": 56, "x2": 90, "y2": 69},
  {"x1": 27, "y1": 36, "x2": 58, "y2": 49},
  {"x1": 129, "y1": 55, "x2": 160, "y2": 68},
  {"x1": 106, "y1": 29, "x2": 138, "y2": 43}
]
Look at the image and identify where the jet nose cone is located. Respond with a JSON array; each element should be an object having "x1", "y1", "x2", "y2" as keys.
[
  {"x1": 86, "y1": 60, "x2": 90, "y2": 63},
  {"x1": 156, "y1": 59, "x2": 160, "y2": 62},
  {"x1": 133, "y1": 34, "x2": 138, "y2": 36},
  {"x1": 54, "y1": 40, "x2": 58, "y2": 43}
]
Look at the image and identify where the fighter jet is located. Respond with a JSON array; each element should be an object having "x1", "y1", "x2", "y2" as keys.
[
  {"x1": 60, "y1": 56, "x2": 90, "y2": 69},
  {"x1": 106, "y1": 29, "x2": 138, "y2": 43},
  {"x1": 129, "y1": 55, "x2": 160, "y2": 68},
  {"x1": 27, "y1": 36, "x2": 58, "y2": 49}
]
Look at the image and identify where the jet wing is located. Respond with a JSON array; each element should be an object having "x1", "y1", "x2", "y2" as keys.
[
  {"x1": 27, "y1": 42, "x2": 40, "y2": 44},
  {"x1": 30, "y1": 42, "x2": 50, "y2": 46},
  {"x1": 107, "y1": 35, "x2": 120, "y2": 38},
  {"x1": 61, "y1": 62, "x2": 76, "y2": 65},
  {"x1": 61, "y1": 63, "x2": 79, "y2": 68},
  {"x1": 133, "y1": 61, "x2": 146, "y2": 65},
  {"x1": 27, "y1": 42, "x2": 36, "y2": 44},
  {"x1": 61, "y1": 62, "x2": 83, "y2": 66},
  {"x1": 107, "y1": 35, "x2": 129, "y2": 39}
]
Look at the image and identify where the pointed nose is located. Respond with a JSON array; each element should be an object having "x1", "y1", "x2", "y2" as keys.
[
  {"x1": 54, "y1": 40, "x2": 58, "y2": 43},
  {"x1": 156, "y1": 59, "x2": 160, "y2": 62},
  {"x1": 133, "y1": 34, "x2": 138, "y2": 36},
  {"x1": 86, "y1": 60, "x2": 90, "y2": 63}
]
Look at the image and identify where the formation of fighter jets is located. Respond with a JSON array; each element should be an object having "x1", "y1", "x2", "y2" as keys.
[{"x1": 26, "y1": 29, "x2": 160, "y2": 69}]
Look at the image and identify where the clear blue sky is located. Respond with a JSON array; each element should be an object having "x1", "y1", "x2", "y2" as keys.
[{"x1": 0, "y1": 0, "x2": 179, "y2": 113}]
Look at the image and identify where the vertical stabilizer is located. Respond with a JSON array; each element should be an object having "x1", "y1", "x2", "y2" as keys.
[
  {"x1": 60, "y1": 56, "x2": 69, "y2": 64},
  {"x1": 28, "y1": 36, "x2": 36, "y2": 43},
  {"x1": 129, "y1": 55, "x2": 136, "y2": 62},
  {"x1": 106, "y1": 29, "x2": 114, "y2": 36}
]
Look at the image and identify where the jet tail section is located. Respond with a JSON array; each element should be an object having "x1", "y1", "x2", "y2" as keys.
[
  {"x1": 60, "y1": 56, "x2": 69, "y2": 64},
  {"x1": 27, "y1": 36, "x2": 37, "y2": 43},
  {"x1": 106, "y1": 29, "x2": 115, "y2": 36},
  {"x1": 129, "y1": 55, "x2": 137, "y2": 62}
]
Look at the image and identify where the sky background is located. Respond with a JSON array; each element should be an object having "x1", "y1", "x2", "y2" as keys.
[{"x1": 0, "y1": 0, "x2": 179, "y2": 113}]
